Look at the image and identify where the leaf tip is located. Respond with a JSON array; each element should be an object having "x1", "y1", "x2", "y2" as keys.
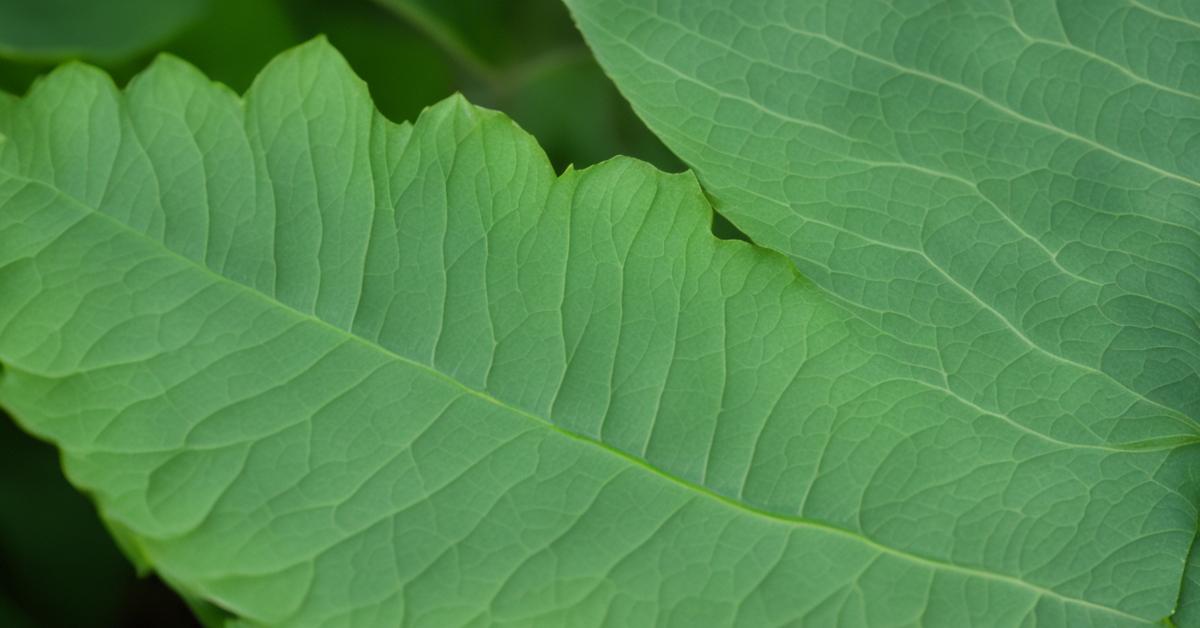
[
  {"x1": 133, "y1": 51, "x2": 211, "y2": 92},
  {"x1": 290, "y1": 34, "x2": 345, "y2": 66},
  {"x1": 18, "y1": 60, "x2": 120, "y2": 112},
  {"x1": 244, "y1": 34, "x2": 364, "y2": 100},
  {"x1": 38, "y1": 59, "x2": 114, "y2": 89}
]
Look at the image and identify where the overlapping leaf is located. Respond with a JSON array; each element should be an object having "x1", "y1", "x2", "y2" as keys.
[
  {"x1": 567, "y1": 0, "x2": 1200, "y2": 624},
  {"x1": 0, "y1": 31, "x2": 1197, "y2": 628}
]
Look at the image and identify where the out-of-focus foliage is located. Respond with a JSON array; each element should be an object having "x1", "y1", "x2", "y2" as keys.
[
  {"x1": 0, "y1": 0, "x2": 209, "y2": 61},
  {"x1": 0, "y1": 1, "x2": 682, "y2": 625},
  {"x1": 0, "y1": 414, "x2": 201, "y2": 626},
  {"x1": 0, "y1": 590, "x2": 30, "y2": 628},
  {"x1": 0, "y1": 0, "x2": 679, "y2": 172},
  {"x1": 373, "y1": 0, "x2": 680, "y2": 168}
]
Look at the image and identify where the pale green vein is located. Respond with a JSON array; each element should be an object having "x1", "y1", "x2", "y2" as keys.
[
  {"x1": 601, "y1": 4, "x2": 1199, "y2": 189},
  {"x1": 1128, "y1": 0, "x2": 1200, "y2": 30}
]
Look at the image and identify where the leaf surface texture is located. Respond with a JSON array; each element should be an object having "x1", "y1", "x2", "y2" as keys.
[
  {"x1": 0, "y1": 34, "x2": 1198, "y2": 627},
  {"x1": 566, "y1": 0, "x2": 1200, "y2": 623}
]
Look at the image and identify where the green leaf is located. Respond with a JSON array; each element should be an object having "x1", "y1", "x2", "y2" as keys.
[
  {"x1": 1181, "y1": 543, "x2": 1200, "y2": 627},
  {"x1": 0, "y1": 90, "x2": 12, "y2": 133},
  {"x1": 1, "y1": 37, "x2": 1198, "y2": 627},
  {"x1": 567, "y1": 0, "x2": 1200, "y2": 622},
  {"x1": 0, "y1": 0, "x2": 210, "y2": 62}
]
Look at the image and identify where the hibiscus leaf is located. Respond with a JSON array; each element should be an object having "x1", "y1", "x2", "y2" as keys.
[{"x1": 1, "y1": 34, "x2": 1198, "y2": 628}]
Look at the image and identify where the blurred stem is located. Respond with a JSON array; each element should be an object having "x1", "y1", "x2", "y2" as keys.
[
  {"x1": 372, "y1": 0, "x2": 502, "y2": 89},
  {"x1": 504, "y1": 46, "x2": 591, "y2": 89}
]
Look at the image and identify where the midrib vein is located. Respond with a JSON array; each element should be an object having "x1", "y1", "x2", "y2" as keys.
[{"x1": 5, "y1": 170, "x2": 1160, "y2": 624}]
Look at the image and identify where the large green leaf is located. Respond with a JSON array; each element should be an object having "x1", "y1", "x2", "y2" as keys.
[
  {"x1": 1, "y1": 38, "x2": 1198, "y2": 627},
  {"x1": 567, "y1": 0, "x2": 1200, "y2": 623}
]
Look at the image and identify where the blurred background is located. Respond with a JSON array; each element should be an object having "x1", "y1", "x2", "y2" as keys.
[
  {"x1": 0, "y1": 0, "x2": 699, "y2": 625},
  {"x1": 0, "y1": 0, "x2": 685, "y2": 171}
]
